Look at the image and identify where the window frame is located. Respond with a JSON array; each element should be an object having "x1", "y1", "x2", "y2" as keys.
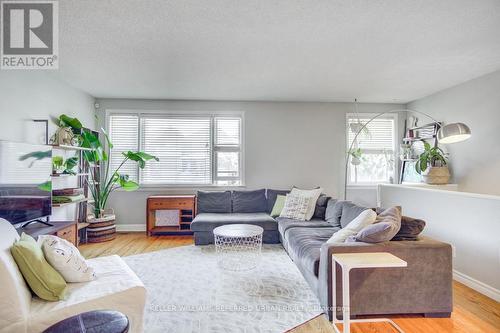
[
  {"x1": 346, "y1": 112, "x2": 398, "y2": 187},
  {"x1": 105, "y1": 109, "x2": 245, "y2": 188}
]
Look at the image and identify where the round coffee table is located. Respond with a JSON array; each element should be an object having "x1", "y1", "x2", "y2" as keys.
[{"x1": 213, "y1": 224, "x2": 264, "y2": 271}]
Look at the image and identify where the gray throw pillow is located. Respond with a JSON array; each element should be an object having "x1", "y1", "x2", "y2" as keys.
[
  {"x1": 392, "y1": 216, "x2": 426, "y2": 241},
  {"x1": 197, "y1": 191, "x2": 232, "y2": 213},
  {"x1": 340, "y1": 202, "x2": 370, "y2": 228},
  {"x1": 266, "y1": 189, "x2": 290, "y2": 213},
  {"x1": 324, "y1": 199, "x2": 341, "y2": 228},
  {"x1": 232, "y1": 189, "x2": 267, "y2": 213},
  {"x1": 313, "y1": 195, "x2": 331, "y2": 219},
  {"x1": 354, "y1": 206, "x2": 402, "y2": 243}
]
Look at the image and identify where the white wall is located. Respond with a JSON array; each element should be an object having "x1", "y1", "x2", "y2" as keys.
[
  {"x1": 407, "y1": 70, "x2": 500, "y2": 196},
  {"x1": 0, "y1": 71, "x2": 96, "y2": 222},
  {"x1": 95, "y1": 99, "x2": 403, "y2": 226},
  {"x1": 379, "y1": 184, "x2": 500, "y2": 301},
  {"x1": 0, "y1": 72, "x2": 95, "y2": 142}
]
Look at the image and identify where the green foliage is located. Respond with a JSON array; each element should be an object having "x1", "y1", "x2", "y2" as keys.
[
  {"x1": 52, "y1": 156, "x2": 79, "y2": 175},
  {"x1": 415, "y1": 141, "x2": 447, "y2": 174},
  {"x1": 54, "y1": 115, "x2": 158, "y2": 218},
  {"x1": 38, "y1": 181, "x2": 52, "y2": 192},
  {"x1": 348, "y1": 148, "x2": 363, "y2": 159}
]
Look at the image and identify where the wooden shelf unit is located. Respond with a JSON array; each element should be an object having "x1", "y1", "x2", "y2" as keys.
[{"x1": 147, "y1": 195, "x2": 196, "y2": 236}]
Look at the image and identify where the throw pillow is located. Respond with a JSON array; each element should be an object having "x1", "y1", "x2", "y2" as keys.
[
  {"x1": 232, "y1": 189, "x2": 267, "y2": 213},
  {"x1": 266, "y1": 189, "x2": 290, "y2": 213},
  {"x1": 327, "y1": 209, "x2": 377, "y2": 243},
  {"x1": 312, "y1": 195, "x2": 331, "y2": 219},
  {"x1": 39, "y1": 235, "x2": 96, "y2": 282},
  {"x1": 197, "y1": 191, "x2": 232, "y2": 213},
  {"x1": 392, "y1": 216, "x2": 426, "y2": 241},
  {"x1": 324, "y1": 199, "x2": 342, "y2": 227},
  {"x1": 354, "y1": 206, "x2": 402, "y2": 243},
  {"x1": 279, "y1": 194, "x2": 311, "y2": 220},
  {"x1": 340, "y1": 202, "x2": 371, "y2": 228},
  {"x1": 10, "y1": 233, "x2": 67, "y2": 301},
  {"x1": 290, "y1": 187, "x2": 323, "y2": 220},
  {"x1": 270, "y1": 195, "x2": 286, "y2": 218}
]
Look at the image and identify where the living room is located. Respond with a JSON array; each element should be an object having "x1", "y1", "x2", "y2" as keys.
[{"x1": 0, "y1": 1, "x2": 499, "y2": 333}]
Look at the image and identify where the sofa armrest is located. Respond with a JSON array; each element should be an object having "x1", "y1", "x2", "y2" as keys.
[{"x1": 318, "y1": 236, "x2": 453, "y2": 319}]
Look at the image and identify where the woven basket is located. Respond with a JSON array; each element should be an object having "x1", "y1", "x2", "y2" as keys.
[{"x1": 87, "y1": 210, "x2": 116, "y2": 243}]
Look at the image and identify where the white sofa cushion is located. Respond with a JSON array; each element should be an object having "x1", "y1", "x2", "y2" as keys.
[
  {"x1": 29, "y1": 255, "x2": 146, "y2": 333},
  {"x1": 290, "y1": 187, "x2": 323, "y2": 220},
  {"x1": 38, "y1": 235, "x2": 95, "y2": 282},
  {"x1": 0, "y1": 219, "x2": 31, "y2": 333}
]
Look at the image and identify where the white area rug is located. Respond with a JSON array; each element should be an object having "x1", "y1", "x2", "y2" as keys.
[{"x1": 124, "y1": 245, "x2": 323, "y2": 333}]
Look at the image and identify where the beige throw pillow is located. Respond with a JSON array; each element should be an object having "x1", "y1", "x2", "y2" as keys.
[
  {"x1": 279, "y1": 194, "x2": 311, "y2": 220},
  {"x1": 290, "y1": 187, "x2": 323, "y2": 220},
  {"x1": 39, "y1": 235, "x2": 95, "y2": 283}
]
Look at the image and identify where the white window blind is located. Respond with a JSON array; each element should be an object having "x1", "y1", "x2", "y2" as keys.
[
  {"x1": 140, "y1": 116, "x2": 211, "y2": 185},
  {"x1": 347, "y1": 114, "x2": 397, "y2": 185},
  {"x1": 108, "y1": 115, "x2": 139, "y2": 181},
  {"x1": 348, "y1": 118, "x2": 395, "y2": 151},
  {"x1": 107, "y1": 113, "x2": 243, "y2": 186},
  {"x1": 214, "y1": 117, "x2": 241, "y2": 184}
]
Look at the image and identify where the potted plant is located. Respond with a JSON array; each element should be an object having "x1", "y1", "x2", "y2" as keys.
[
  {"x1": 415, "y1": 141, "x2": 450, "y2": 184},
  {"x1": 55, "y1": 114, "x2": 158, "y2": 241},
  {"x1": 348, "y1": 148, "x2": 363, "y2": 166}
]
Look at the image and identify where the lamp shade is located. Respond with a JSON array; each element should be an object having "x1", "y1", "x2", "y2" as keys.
[{"x1": 437, "y1": 123, "x2": 471, "y2": 144}]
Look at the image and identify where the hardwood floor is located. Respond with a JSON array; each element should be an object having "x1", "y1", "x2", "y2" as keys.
[{"x1": 80, "y1": 233, "x2": 500, "y2": 333}]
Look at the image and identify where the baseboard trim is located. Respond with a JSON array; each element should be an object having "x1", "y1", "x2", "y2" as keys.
[
  {"x1": 453, "y1": 270, "x2": 500, "y2": 302},
  {"x1": 115, "y1": 224, "x2": 146, "y2": 232}
]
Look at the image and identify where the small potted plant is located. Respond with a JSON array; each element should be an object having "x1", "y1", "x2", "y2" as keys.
[
  {"x1": 348, "y1": 148, "x2": 363, "y2": 166},
  {"x1": 415, "y1": 141, "x2": 450, "y2": 184}
]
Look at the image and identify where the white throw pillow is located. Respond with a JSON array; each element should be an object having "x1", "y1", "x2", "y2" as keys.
[
  {"x1": 38, "y1": 235, "x2": 95, "y2": 282},
  {"x1": 279, "y1": 194, "x2": 311, "y2": 220},
  {"x1": 327, "y1": 209, "x2": 377, "y2": 243},
  {"x1": 290, "y1": 187, "x2": 323, "y2": 220}
]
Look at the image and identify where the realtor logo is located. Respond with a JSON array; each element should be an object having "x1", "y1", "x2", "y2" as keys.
[{"x1": 1, "y1": 0, "x2": 58, "y2": 69}]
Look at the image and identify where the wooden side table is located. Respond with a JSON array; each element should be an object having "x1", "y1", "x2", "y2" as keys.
[
  {"x1": 331, "y1": 252, "x2": 407, "y2": 333},
  {"x1": 146, "y1": 195, "x2": 196, "y2": 236}
]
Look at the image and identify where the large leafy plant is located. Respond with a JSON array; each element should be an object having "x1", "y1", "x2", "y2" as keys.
[
  {"x1": 415, "y1": 141, "x2": 447, "y2": 174},
  {"x1": 56, "y1": 114, "x2": 158, "y2": 218}
]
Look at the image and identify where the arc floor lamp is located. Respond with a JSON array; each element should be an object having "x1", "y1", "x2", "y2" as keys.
[{"x1": 344, "y1": 106, "x2": 471, "y2": 200}]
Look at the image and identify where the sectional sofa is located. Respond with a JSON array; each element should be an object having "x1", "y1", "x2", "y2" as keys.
[{"x1": 191, "y1": 189, "x2": 453, "y2": 320}]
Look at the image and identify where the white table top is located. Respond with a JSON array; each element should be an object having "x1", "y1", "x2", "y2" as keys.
[
  {"x1": 332, "y1": 252, "x2": 407, "y2": 269},
  {"x1": 213, "y1": 224, "x2": 264, "y2": 237}
]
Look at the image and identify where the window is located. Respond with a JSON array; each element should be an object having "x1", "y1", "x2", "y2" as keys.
[
  {"x1": 346, "y1": 113, "x2": 397, "y2": 185},
  {"x1": 107, "y1": 112, "x2": 243, "y2": 186}
]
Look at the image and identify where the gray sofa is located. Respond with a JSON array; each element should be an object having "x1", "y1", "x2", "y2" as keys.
[{"x1": 191, "y1": 189, "x2": 453, "y2": 320}]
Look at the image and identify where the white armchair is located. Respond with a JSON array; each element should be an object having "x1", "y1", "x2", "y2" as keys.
[{"x1": 0, "y1": 218, "x2": 146, "y2": 333}]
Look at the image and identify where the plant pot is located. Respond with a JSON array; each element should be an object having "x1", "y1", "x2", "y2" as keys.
[
  {"x1": 86, "y1": 212, "x2": 116, "y2": 243},
  {"x1": 350, "y1": 157, "x2": 361, "y2": 166},
  {"x1": 422, "y1": 166, "x2": 450, "y2": 185}
]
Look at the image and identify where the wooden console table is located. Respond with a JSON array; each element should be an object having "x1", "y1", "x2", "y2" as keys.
[{"x1": 146, "y1": 195, "x2": 196, "y2": 236}]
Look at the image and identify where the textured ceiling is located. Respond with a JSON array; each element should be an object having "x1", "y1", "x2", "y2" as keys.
[{"x1": 56, "y1": 0, "x2": 500, "y2": 103}]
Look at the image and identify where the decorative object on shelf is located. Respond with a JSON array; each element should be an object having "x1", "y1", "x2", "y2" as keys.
[
  {"x1": 344, "y1": 100, "x2": 472, "y2": 199},
  {"x1": 49, "y1": 115, "x2": 83, "y2": 146},
  {"x1": 399, "y1": 143, "x2": 417, "y2": 161},
  {"x1": 52, "y1": 156, "x2": 78, "y2": 175},
  {"x1": 55, "y1": 114, "x2": 159, "y2": 242},
  {"x1": 415, "y1": 141, "x2": 450, "y2": 184}
]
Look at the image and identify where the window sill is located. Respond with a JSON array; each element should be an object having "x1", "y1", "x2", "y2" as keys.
[{"x1": 347, "y1": 183, "x2": 390, "y2": 190}]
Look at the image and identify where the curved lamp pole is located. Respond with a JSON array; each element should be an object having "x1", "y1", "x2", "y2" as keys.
[{"x1": 344, "y1": 109, "x2": 471, "y2": 200}]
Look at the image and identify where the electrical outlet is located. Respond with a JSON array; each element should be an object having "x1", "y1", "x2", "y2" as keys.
[{"x1": 451, "y1": 245, "x2": 457, "y2": 258}]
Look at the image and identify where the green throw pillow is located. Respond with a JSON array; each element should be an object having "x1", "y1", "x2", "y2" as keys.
[
  {"x1": 10, "y1": 233, "x2": 67, "y2": 301},
  {"x1": 271, "y1": 195, "x2": 286, "y2": 218}
]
